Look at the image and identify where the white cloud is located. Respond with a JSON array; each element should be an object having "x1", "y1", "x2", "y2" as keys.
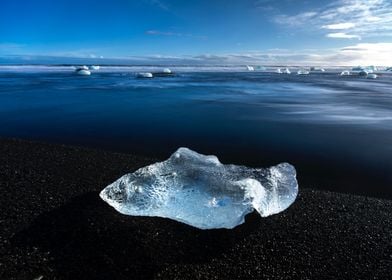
[
  {"x1": 148, "y1": 0, "x2": 169, "y2": 11},
  {"x1": 338, "y1": 42, "x2": 392, "y2": 65},
  {"x1": 322, "y1": 22, "x2": 356, "y2": 29},
  {"x1": 326, "y1": 32, "x2": 361, "y2": 39},
  {"x1": 134, "y1": 43, "x2": 392, "y2": 66},
  {"x1": 2, "y1": 43, "x2": 392, "y2": 67},
  {"x1": 275, "y1": 12, "x2": 318, "y2": 26},
  {"x1": 274, "y1": 0, "x2": 392, "y2": 39}
]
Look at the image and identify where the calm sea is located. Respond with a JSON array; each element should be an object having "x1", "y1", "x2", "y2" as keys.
[{"x1": 1, "y1": 66, "x2": 391, "y2": 198}]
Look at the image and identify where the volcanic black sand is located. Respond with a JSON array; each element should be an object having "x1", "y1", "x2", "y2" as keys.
[{"x1": 0, "y1": 138, "x2": 391, "y2": 279}]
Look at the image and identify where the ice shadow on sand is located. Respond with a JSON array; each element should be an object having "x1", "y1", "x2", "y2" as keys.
[{"x1": 12, "y1": 192, "x2": 262, "y2": 279}]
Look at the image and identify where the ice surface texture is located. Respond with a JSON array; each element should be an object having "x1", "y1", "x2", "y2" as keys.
[{"x1": 100, "y1": 148, "x2": 298, "y2": 229}]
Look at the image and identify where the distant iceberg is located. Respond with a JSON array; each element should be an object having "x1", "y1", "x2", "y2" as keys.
[
  {"x1": 75, "y1": 66, "x2": 91, "y2": 76},
  {"x1": 88, "y1": 65, "x2": 100, "y2": 70},
  {"x1": 358, "y1": 70, "x2": 369, "y2": 76},
  {"x1": 352, "y1": 66, "x2": 374, "y2": 74},
  {"x1": 310, "y1": 67, "x2": 325, "y2": 72},
  {"x1": 297, "y1": 69, "x2": 310, "y2": 75},
  {"x1": 340, "y1": 70, "x2": 350, "y2": 76},
  {"x1": 100, "y1": 148, "x2": 298, "y2": 229},
  {"x1": 276, "y1": 68, "x2": 290, "y2": 74},
  {"x1": 246, "y1": 65, "x2": 255, "y2": 71},
  {"x1": 163, "y1": 68, "x2": 172, "y2": 74},
  {"x1": 136, "y1": 72, "x2": 153, "y2": 78},
  {"x1": 152, "y1": 68, "x2": 175, "y2": 77}
]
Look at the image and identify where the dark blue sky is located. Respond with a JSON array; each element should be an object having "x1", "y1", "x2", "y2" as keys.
[{"x1": 0, "y1": 0, "x2": 391, "y2": 65}]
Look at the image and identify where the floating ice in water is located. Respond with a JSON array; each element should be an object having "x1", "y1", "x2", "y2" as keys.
[
  {"x1": 75, "y1": 69, "x2": 91, "y2": 76},
  {"x1": 100, "y1": 148, "x2": 298, "y2": 229},
  {"x1": 352, "y1": 66, "x2": 373, "y2": 75},
  {"x1": 297, "y1": 69, "x2": 310, "y2": 75},
  {"x1": 310, "y1": 67, "x2": 325, "y2": 72},
  {"x1": 152, "y1": 68, "x2": 174, "y2": 77},
  {"x1": 136, "y1": 72, "x2": 153, "y2": 78},
  {"x1": 74, "y1": 65, "x2": 91, "y2": 76},
  {"x1": 358, "y1": 70, "x2": 368, "y2": 76},
  {"x1": 77, "y1": 65, "x2": 89, "y2": 70},
  {"x1": 340, "y1": 70, "x2": 350, "y2": 76},
  {"x1": 89, "y1": 65, "x2": 100, "y2": 70},
  {"x1": 246, "y1": 65, "x2": 255, "y2": 71},
  {"x1": 275, "y1": 67, "x2": 292, "y2": 74},
  {"x1": 367, "y1": 73, "x2": 377, "y2": 79}
]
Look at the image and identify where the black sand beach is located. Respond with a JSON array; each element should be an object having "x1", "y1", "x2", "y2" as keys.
[{"x1": 0, "y1": 138, "x2": 391, "y2": 279}]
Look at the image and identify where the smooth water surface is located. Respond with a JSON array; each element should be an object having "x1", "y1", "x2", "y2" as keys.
[{"x1": 0, "y1": 66, "x2": 391, "y2": 198}]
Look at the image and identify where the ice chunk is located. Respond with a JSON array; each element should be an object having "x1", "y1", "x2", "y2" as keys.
[
  {"x1": 75, "y1": 69, "x2": 91, "y2": 76},
  {"x1": 297, "y1": 69, "x2": 310, "y2": 75},
  {"x1": 100, "y1": 148, "x2": 298, "y2": 229},
  {"x1": 136, "y1": 72, "x2": 153, "y2": 78},
  {"x1": 340, "y1": 70, "x2": 350, "y2": 76}
]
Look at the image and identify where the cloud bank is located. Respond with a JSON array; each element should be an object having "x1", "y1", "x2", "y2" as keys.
[
  {"x1": 274, "y1": 0, "x2": 392, "y2": 40},
  {"x1": 1, "y1": 43, "x2": 391, "y2": 66}
]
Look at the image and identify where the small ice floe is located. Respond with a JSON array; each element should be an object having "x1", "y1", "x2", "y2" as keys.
[
  {"x1": 352, "y1": 66, "x2": 373, "y2": 75},
  {"x1": 367, "y1": 73, "x2": 378, "y2": 79},
  {"x1": 310, "y1": 67, "x2": 325, "y2": 72},
  {"x1": 78, "y1": 65, "x2": 89, "y2": 70},
  {"x1": 340, "y1": 70, "x2": 350, "y2": 76},
  {"x1": 297, "y1": 69, "x2": 310, "y2": 75},
  {"x1": 152, "y1": 68, "x2": 175, "y2": 77},
  {"x1": 283, "y1": 68, "x2": 291, "y2": 74},
  {"x1": 88, "y1": 65, "x2": 100, "y2": 70},
  {"x1": 358, "y1": 70, "x2": 369, "y2": 76},
  {"x1": 75, "y1": 66, "x2": 91, "y2": 76},
  {"x1": 246, "y1": 65, "x2": 255, "y2": 71},
  {"x1": 276, "y1": 68, "x2": 282, "y2": 74},
  {"x1": 76, "y1": 69, "x2": 91, "y2": 76},
  {"x1": 136, "y1": 72, "x2": 153, "y2": 78},
  {"x1": 100, "y1": 147, "x2": 298, "y2": 229},
  {"x1": 256, "y1": 66, "x2": 266, "y2": 71}
]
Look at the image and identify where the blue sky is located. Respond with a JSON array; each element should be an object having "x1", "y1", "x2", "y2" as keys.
[{"x1": 1, "y1": 0, "x2": 392, "y2": 65}]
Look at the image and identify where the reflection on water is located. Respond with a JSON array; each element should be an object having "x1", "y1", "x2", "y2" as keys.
[{"x1": 0, "y1": 68, "x2": 391, "y2": 198}]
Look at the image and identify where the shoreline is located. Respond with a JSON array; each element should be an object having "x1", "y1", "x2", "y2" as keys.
[{"x1": 1, "y1": 137, "x2": 391, "y2": 279}]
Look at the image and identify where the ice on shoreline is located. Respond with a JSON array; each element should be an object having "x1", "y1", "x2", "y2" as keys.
[{"x1": 100, "y1": 148, "x2": 298, "y2": 229}]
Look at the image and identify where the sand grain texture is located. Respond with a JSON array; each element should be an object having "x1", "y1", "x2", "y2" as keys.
[{"x1": 0, "y1": 138, "x2": 391, "y2": 279}]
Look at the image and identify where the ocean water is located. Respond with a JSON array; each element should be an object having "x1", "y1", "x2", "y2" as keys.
[{"x1": 0, "y1": 66, "x2": 391, "y2": 198}]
